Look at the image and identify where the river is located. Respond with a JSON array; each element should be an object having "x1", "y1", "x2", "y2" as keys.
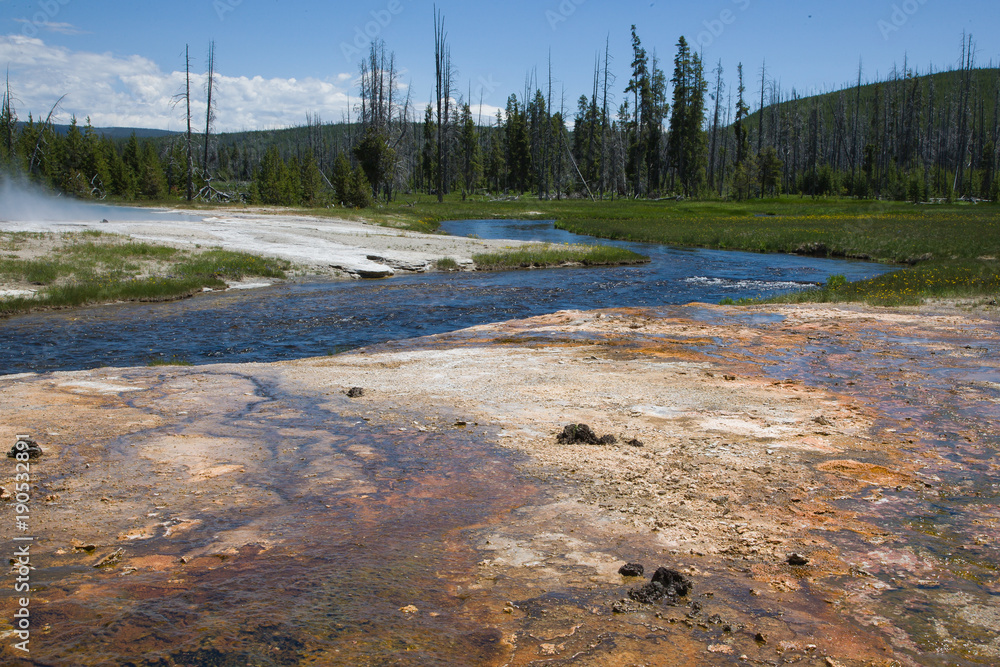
[{"x1": 0, "y1": 219, "x2": 892, "y2": 374}]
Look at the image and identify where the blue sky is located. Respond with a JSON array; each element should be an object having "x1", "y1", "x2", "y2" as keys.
[{"x1": 1, "y1": 0, "x2": 997, "y2": 131}]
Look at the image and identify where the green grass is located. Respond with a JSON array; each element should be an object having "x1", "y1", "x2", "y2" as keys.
[
  {"x1": 472, "y1": 244, "x2": 649, "y2": 270},
  {"x1": 0, "y1": 234, "x2": 291, "y2": 317},
  {"x1": 0, "y1": 259, "x2": 66, "y2": 284},
  {"x1": 173, "y1": 249, "x2": 290, "y2": 279},
  {"x1": 435, "y1": 257, "x2": 459, "y2": 271},
  {"x1": 62, "y1": 240, "x2": 180, "y2": 262},
  {"x1": 766, "y1": 259, "x2": 1000, "y2": 307}
]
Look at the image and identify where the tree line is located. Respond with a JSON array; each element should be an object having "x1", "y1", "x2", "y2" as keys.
[{"x1": 2, "y1": 25, "x2": 998, "y2": 208}]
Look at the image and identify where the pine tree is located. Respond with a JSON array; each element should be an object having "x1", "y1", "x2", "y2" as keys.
[
  {"x1": 138, "y1": 142, "x2": 167, "y2": 199},
  {"x1": 459, "y1": 103, "x2": 481, "y2": 197},
  {"x1": 421, "y1": 104, "x2": 436, "y2": 194},
  {"x1": 332, "y1": 153, "x2": 352, "y2": 206},
  {"x1": 299, "y1": 150, "x2": 324, "y2": 206},
  {"x1": 667, "y1": 37, "x2": 706, "y2": 197},
  {"x1": 733, "y1": 63, "x2": 752, "y2": 199}
]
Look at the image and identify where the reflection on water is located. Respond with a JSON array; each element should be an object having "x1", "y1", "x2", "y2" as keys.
[{"x1": 0, "y1": 220, "x2": 891, "y2": 374}]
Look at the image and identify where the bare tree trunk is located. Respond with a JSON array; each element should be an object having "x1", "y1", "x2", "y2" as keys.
[
  {"x1": 757, "y1": 60, "x2": 766, "y2": 196},
  {"x1": 851, "y1": 60, "x2": 862, "y2": 192},
  {"x1": 434, "y1": 6, "x2": 446, "y2": 203},
  {"x1": 757, "y1": 60, "x2": 766, "y2": 153},
  {"x1": 185, "y1": 44, "x2": 194, "y2": 202},
  {"x1": 954, "y1": 33, "x2": 975, "y2": 195},
  {"x1": 1, "y1": 70, "x2": 15, "y2": 161},
  {"x1": 600, "y1": 36, "x2": 611, "y2": 199},
  {"x1": 708, "y1": 60, "x2": 723, "y2": 194},
  {"x1": 203, "y1": 41, "x2": 216, "y2": 177}
]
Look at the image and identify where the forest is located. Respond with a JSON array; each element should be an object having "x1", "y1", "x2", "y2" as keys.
[{"x1": 1, "y1": 27, "x2": 998, "y2": 209}]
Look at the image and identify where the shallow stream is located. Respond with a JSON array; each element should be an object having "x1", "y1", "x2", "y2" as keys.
[{"x1": 0, "y1": 219, "x2": 890, "y2": 374}]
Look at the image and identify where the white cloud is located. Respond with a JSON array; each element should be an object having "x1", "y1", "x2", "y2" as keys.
[
  {"x1": 12, "y1": 19, "x2": 88, "y2": 35},
  {"x1": 0, "y1": 35, "x2": 356, "y2": 132}
]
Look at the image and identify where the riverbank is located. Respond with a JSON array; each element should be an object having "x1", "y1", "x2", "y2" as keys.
[
  {"x1": 2, "y1": 301, "x2": 997, "y2": 665},
  {"x1": 0, "y1": 209, "x2": 651, "y2": 315}
]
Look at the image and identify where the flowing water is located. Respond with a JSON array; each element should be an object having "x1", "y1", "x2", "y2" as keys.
[{"x1": 0, "y1": 219, "x2": 891, "y2": 374}]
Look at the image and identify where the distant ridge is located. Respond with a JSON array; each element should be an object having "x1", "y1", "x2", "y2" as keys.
[{"x1": 14, "y1": 122, "x2": 179, "y2": 139}]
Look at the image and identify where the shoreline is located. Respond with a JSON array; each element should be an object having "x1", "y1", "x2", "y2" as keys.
[{"x1": 0, "y1": 208, "x2": 646, "y2": 316}]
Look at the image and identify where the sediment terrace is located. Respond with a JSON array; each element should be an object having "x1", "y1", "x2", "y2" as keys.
[{"x1": 1, "y1": 303, "x2": 998, "y2": 666}]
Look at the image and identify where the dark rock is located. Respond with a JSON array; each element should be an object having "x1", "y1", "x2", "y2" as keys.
[
  {"x1": 787, "y1": 553, "x2": 809, "y2": 566},
  {"x1": 556, "y1": 424, "x2": 600, "y2": 445},
  {"x1": 7, "y1": 437, "x2": 42, "y2": 459},
  {"x1": 556, "y1": 424, "x2": 618, "y2": 445},
  {"x1": 346, "y1": 387, "x2": 365, "y2": 398},
  {"x1": 813, "y1": 415, "x2": 831, "y2": 426},
  {"x1": 628, "y1": 581, "x2": 669, "y2": 604},
  {"x1": 626, "y1": 438, "x2": 644, "y2": 447},
  {"x1": 618, "y1": 563, "x2": 644, "y2": 577},
  {"x1": 627, "y1": 567, "x2": 692, "y2": 605},
  {"x1": 652, "y1": 567, "x2": 692, "y2": 594},
  {"x1": 754, "y1": 632, "x2": 767, "y2": 644}
]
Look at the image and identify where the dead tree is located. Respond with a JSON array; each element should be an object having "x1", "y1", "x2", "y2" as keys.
[
  {"x1": 203, "y1": 40, "x2": 216, "y2": 177},
  {"x1": 1, "y1": 70, "x2": 15, "y2": 161},
  {"x1": 28, "y1": 95, "x2": 66, "y2": 176},
  {"x1": 180, "y1": 44, "x2": 194, "y2": 202},
  {"x1": 434, "y1": 5, "x2": 448, "y2": 202}
]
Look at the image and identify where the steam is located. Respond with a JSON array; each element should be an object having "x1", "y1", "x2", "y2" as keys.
[
  {"x1": 0, "y1": 174, "x2": 110, "y2": 222},
  {"x1": 0, "y1": 174, "x2": 200, "y2": 223}
]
